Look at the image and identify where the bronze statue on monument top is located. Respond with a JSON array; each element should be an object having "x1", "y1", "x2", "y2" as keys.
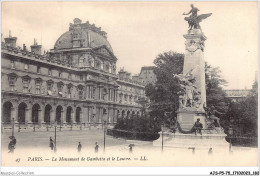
[{"x1": 183, "y1": 4, "x2": 212, "y2": 30}]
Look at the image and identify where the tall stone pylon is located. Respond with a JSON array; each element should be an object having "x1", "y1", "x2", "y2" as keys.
[
  {"x1": 183, "y1": 29, "x2": 207, "y2": 110},
  {"x1": 176, "y1": 29, "x2": 207, "y2": 131}
]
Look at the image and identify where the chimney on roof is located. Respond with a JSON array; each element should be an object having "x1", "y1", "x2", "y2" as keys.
[
  {"x1": 23, "y1": 44, "x2": 27, "y2": 51},
  {"x1": 118, "y1": 69, "x2": 126, "y2": 79},
  {"x1": 30, "y1": 38, "x2": 42, "y2": 55},
  {"x1": 4, "y1": 30, "x2": 17, "y2": 47},
  {"x1": 125, "y1": 72, "x2": 131, "y2": 80}
]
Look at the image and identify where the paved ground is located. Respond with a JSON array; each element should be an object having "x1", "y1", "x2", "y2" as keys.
[
  {"x1": 1, "y1": 128, "x2": 258, "y2": 167},
  {"x1": 1, "y1": 128, "x2": 154, "y2": 153}
]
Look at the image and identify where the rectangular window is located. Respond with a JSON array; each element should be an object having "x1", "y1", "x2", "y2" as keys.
[
  {"x1": 9, "y1": 77, "x2": 16, "y2": 91},
  {"x1": 47, "y1": 83, "x2": 52, "y2": 91},
  {"x1": 80, "y1": 75, "x2": 83, "y2": 81},
  {"x1": 35, "y1": 80, "x2": 41, "y2": 94},
  {"x1": 24, "y1": 64, "x2": 29, "y2": 70},
  {"x1": 59, "y1": 72, "x2": 62, "y2": 78},
  {"x1": 23, "y1": 79, "x2": 30, "y2": 93},
  {"x1": 10, "y1": 60, "x2": 15, "y2": 69},
  {"x1": 68, "y1": 73, "x2": 72, "y2": 80},
  {"x1": 48, "y1": 69, "x2": 52, "y2": 76},
  {"x1": 58, "y1": 85, "x2": 63, "y2": 92},
  {"x1": 37, "y1": 66, "x2": 41, "y2": 73},
  {"x1": 68, "y1": 86, "x2": 72, "y2": 98},
  {"x1": 79, "y1": 88, "x2": 83, "y2": 99},
  {"x1": 57, "y1": 84, "x2": 63, "y2": 97}
]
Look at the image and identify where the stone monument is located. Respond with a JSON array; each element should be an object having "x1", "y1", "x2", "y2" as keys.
[{"x1": 153, "y1": 5, "x2": 228, "y2": 151}]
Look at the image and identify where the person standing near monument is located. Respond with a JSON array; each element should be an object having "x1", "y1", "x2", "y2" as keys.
[
  {"x1": 77, "y1": 142, "x2": 82, "y2": 153},
  {"x1": 94, "y1": 142, "x2": 99, "y2": 153},
  {"x1": 49, "y1": 137, "x2": 54, "y2": 150},
  {"x1": 194, "y1": 118, "x2": 203, "y2": 135}
]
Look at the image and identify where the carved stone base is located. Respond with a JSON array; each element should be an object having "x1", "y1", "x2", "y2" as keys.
[
  {"x1": 177, "y1": 110, "x2": 206, "y2": 131},
  {"x1": 153, "y1": 131, "x2": 229, "y2": 152}
]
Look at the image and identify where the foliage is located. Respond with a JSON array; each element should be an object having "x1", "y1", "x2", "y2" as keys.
[
  {"x1": 225, "y1": 81, "x2": 258, "y2": 137},
  {"x1": 145, "y1": 51, "x2": 184, "y2": 122},
  {"x1": 205, "y1": 62, "x2": 228, "y2": 112},
  {"x1": 114, "y1": 115, "x2": 161, "y2": 134},
  {"x1": 145, "y1": 51, "x2": 229, "y2": 126}
]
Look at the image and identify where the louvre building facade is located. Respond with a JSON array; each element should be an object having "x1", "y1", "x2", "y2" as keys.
[{"x1": 1, "y1": 18, "x2": 146, "y2": 128}]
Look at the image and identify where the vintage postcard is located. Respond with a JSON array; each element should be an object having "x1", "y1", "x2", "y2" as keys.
[{"x1": 1, "y1": 1, "x2": 259, "y2": 174}]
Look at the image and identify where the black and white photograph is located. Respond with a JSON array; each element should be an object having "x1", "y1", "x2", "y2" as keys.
[{"x1": 0, "y1": 1, "x2": 259, "y2": 175}]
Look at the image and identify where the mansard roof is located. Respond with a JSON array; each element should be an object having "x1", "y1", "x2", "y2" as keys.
[{"x1": 53, "y1": 18, "x2": 113, "y2": 53}]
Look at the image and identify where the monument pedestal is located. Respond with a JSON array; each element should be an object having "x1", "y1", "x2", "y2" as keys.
[
  {"x1": 153, "y1": 131, "x2": 229, "y2": 152},
  {"x1": 177, "y1": 110, "x2": 206, "y2": 131}
]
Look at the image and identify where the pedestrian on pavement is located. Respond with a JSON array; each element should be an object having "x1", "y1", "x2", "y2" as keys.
[
  {"x1": 12, "y1": 137, "x2": 16, "y2": 147},
  {"x1": 50, "y1": 141, "x2": 54, "y2": 150},
  {"x1": 8, "y1": 140, "x2": 15, "y2": 153},
  {"x1": 208, "y1": 148, "x2": 213, "y2": 155},
  {"x1": 49, "y1": 137, "x2": 53, "y2": 147},
  {"x1": 129, "y1": 146, "x2": 133, "y2": 154},
  {"x1": 49, "y1": 137, "x2": 54, "y2": 151},
  {"x1": 95, "y1": 142, "x2": 99, "y2": 153},
  {"x1": 78, "y1": 142, "x2": 82, "y2": 153},
  {"x1": 129, "y1": 144, "x2": 135, "y2": 154}
]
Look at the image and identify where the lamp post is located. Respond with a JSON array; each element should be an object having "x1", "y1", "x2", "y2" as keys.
[
  {"x1": 18, "y1": 116, "x2": 20, "y2": 132},
  {"x1": 103, "y1": 120, "x2": 107, "y2": 153},
  {"x1": 161, "y1": 123, "x2": 165, "y2": 152},
  {"x1": 59, "y1": 119, "x2": 62, "y2": 132},
  {"x1": 228, "y1": 127, "x2": 233, "y2": 152},
  {"x1": 33, "y1": 115, "x2": 36, "y2": 132},
  {"x1": 54, "y1": 121, "x2": 57, "y2": 152},
  {"x1": 12, "y1": 118, "x2": 15, "y2": 136}
]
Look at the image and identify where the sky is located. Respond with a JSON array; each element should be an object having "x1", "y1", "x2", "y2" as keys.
[{"x1": 1, "y1": 1, "x2": 258, "y2": 89}]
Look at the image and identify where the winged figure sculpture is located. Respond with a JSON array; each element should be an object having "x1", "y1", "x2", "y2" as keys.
[{"x1": 183, "y1": 4, "x2": 212, "y2": 30}]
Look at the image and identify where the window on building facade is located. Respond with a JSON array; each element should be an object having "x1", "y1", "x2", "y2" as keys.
[
  {"x1": 59, "y1": 71, "x2": 62, "y2": 78},
  {"x1": 79, "y1": 57, "x2": 84, "y2": 67},
  {"x1": 119, "y1": 94, "x2": 122, "y2": 103},
  {"x1": 24, "y1": 63, "x2": 29, "y2": 70},
  {"x1": 10, "y1": 60, "x2": 15, "y2": 69},
  {"x1": 48, "y1": 68, "x2": 52, "y2": 76},
  {"x1": 93, "y1": 87, "x2": 96, "y2": 99},
  {"x1": 57, "y1": 82, "x2": 64, "y2": 96},
  {"x1": 95, "y1": 61, "x2": 101, "y2": 69},
  {"x1": 68, "y1": 73, "x2": 72, "y2": 80},
  {"x1": 80, "y1": 75, "x2": 83, "y2": 81},
  {"x1": 67, "y1": 85, "x2": 72, "y2": 98},
  {"x1": 37, "y1": 66, "x2": 41, "y2": 73},
  {"x1": 102, "y1": 88, "x2": 107, "y2": 100},
  {"x1": 47, "y1": 80, "x2": 53, "y2": 95},
  {"x1": 22, "y1": 78, "x2": 30, "y2": 93},
  {"x1": 8, "y1": 75, "x2": 17, "y2": 91},
  {"x1": 105, "y1": 64, "x2": 109, "y2": 72},
  {"x1": 78, "y1": 86, "x2": 84, "y2": 99},
  {"x1": 35, "y1": 79, "x2": 42, "y2": 94}
]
